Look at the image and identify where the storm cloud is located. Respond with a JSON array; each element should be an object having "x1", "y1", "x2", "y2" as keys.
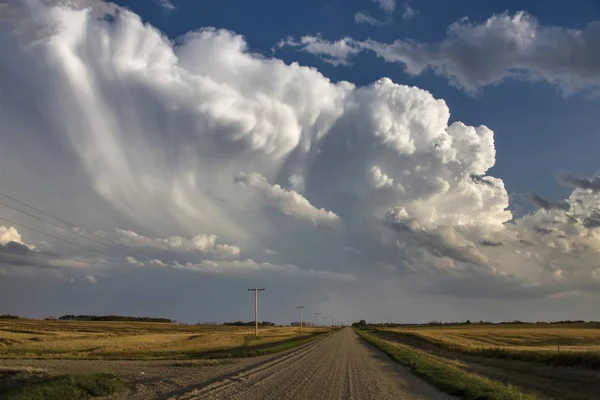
[{"x1": 0, "y1": 0, "x2": 598, "y2": 322}]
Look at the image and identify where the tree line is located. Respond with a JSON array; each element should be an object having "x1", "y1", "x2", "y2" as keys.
[
  {"x1": 352, "y1": 319, "x2": 596, "y2": 327},
  {"x1": 223, "y1": 321, "x2": 276, "y2": 326},
  {"x1": 57, "y1": 315, "x2": 172, "y2": 323}
]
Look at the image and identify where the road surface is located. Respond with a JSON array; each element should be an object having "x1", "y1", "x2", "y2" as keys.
[{"x1": 171, "y1": 327, "x2": 452, "y2": 400}]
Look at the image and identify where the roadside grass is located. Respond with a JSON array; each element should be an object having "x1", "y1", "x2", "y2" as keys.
[
  {"x1": 355, "y1": 329, "x2": 537, "y2": 400},
  {"x1": 381, "y1": 326, "x2": 600, "y2": 369},
  {"x1": 0, "y1": 319, "x2": 330, "y2": 360},
  {"x1": 0, "y1": 373, "x2": 124, "y2": 400}
]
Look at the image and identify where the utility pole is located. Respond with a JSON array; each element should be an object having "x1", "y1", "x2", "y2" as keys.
[
  {"x1": 296, "y1": 306, "x2": 305, "y2": 332},
  {"x1": 247, "y1": 288, "x2": 265, "y2": 338},
  {"x1": 314, "y1": 312, "x2": 320, "y2": 327}
]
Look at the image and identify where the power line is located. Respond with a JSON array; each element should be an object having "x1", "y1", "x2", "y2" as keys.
[
  {"x1": 0, "y1": 192, "x2": 157, "y2": 262},
  {"x1": 0, "y1": 191, "x2": 158, "y2": 259},
  {"x1": 0, "y1": 192, "x2": 86, "y2": 231},
  {"x1": 0, "y1": 199, "x2": 130, "y2": 258},
  {"x1": 0, "y1": 215, "x2": 117, "y2": 259},
  {"x1": 322, "y1": 315, "x2": 335, "y2": 327}
]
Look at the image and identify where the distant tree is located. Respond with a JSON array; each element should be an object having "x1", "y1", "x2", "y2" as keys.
[
  {"x1": 0, "y1": 314, "x2": 21, "y2": 320},
  {"x1": 351, "y1": 319, "x2": 367, "y2": 327}
]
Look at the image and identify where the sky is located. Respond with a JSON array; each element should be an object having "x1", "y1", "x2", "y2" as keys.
[{"x1": 0, "y1": 0, "x2": 599, "y2": 324}]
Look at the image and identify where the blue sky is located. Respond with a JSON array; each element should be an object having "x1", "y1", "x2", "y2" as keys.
[{"x1": 0, "y1": 0, "x2": 599, "y2": 323}]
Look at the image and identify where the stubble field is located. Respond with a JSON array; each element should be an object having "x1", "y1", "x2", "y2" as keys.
[
  {"x1": 383, "y1": 323, "x2": 600, "y2": 353},
  {"x1": 365, "y1": 323, "x2": 600, "y2": 400},
  {"x1": 0, "y1": 319, "x2": 326, "y2": 360}
]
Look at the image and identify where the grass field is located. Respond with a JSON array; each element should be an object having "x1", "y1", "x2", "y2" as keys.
[{"x1": 0, "y1": 319, "x2": 327, "y2": 360}]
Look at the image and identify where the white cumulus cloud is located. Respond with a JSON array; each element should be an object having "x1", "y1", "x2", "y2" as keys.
[
  {"x1": 402, "y1": 3, "x2": 417, "y2": 20},
  {"x1": 125, "y1": 256, "x2": 144, "y2": 266},
  {"x1": 115, "y1": 230, "x2": 241, "y2": 260},
  {"x1": 149, "y1": 259, "x2": 167, "y2": 267},
  {"x1": 277, "y1": 35, "x2": 361, "y2": 66},
  {"x1": 234, "y1": 173, "x2": 340, "y2": 227},
  {"x1": 0, "y1": 226, "x2": 35, "y2": 250},
  {"x1": 354, "y1": 12, "x2": 390, "y2": 27},
  {"x1": 173, "y1": 259, "x2": 356, "y2": 282},
  {"x1": 154, "y1": 0, "x2": 175, "y2": 11},
  {"x1": 283, "y1": 11, "x2": 600, "y2": 95},
  {"x1": 373, "y1": 0, "x2": 396, "y2": 14}
]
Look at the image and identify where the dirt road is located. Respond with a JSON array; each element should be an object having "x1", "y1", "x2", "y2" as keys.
[
  {"x1": 2, "y1": 328, "x2": 451, "y2": 399},
  {"x1": 170, "y1": 327, "x2": 451, "y2": 399}
]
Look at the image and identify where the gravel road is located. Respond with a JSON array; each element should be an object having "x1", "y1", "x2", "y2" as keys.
[
  {"x1": 171, "y1": 327, "x2": 451, "y2": 400},
  {"x1": 2, "y1": 328, "x2": 452, "y2": 399}
]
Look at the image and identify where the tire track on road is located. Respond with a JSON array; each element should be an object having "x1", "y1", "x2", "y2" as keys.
[{"x1": 169, "y1": 333, "x2": 334, "y2": 399}]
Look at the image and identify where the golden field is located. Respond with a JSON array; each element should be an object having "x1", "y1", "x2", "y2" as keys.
[
  {"x1": 382, "y1": 323, "x2": 600, "y2": 353},
  {"x1": 0, "y1": 319, "x2": 326, "y2": 360},
  {"x1": 368, "y1": 323, "x2": 600, "y2": 399}
]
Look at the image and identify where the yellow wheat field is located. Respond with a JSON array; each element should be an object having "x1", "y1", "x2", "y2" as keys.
[
  {"x1": 0, "y1": 319, "x2": 325, "y2": 359},
  {"x1": 383, "y1": 324, "x2": 600, "y2": 353}
]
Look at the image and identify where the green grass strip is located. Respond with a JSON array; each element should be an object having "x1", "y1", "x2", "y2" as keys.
[
  {"x1": 0, "y1": 373, "x2": 124, "y2": 400},
  {"x1": 355, "y1": 329, "x2": 538, "y2": 400}
]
